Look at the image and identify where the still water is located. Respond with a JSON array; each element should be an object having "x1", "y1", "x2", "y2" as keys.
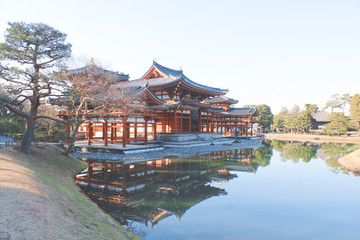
[{"x1": 76, "y1": 141, "x2": 360, "y2": 240}]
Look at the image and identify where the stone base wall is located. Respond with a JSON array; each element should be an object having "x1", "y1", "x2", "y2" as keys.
[{"x1": 157, "y1": 133, "x2": 222, "y2": 142}]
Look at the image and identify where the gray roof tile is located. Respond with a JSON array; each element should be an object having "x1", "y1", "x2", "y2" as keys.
[{"x1": 313, "y1": 111, "x2": 330, "y2": 122}]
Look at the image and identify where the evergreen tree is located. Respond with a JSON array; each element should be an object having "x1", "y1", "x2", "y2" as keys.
[
  {"x1": 323, "y1": 112, "x2": 349, "y2": 136},
  {"x1": 272, "y1": 107, "x2": 288, "y2": 132},
  {"x1": 0, "y1": 22, "x2": 71, "y2": 153},
  {"x1": 254, "y1": 104, "x2": 273, "y2": 131},
  {"x1": 350, "y1": 94, "x2": 360, "y2": 130},
  {"x1": 340, "y1": 93, "x2": 352, "y2": 112},
  {"x1": 295, "y1": 111, "x2": 317, "y2": 132},
  {"x1": 324, "y1": 94, "x2": 342, "y2": 112},
  {"x1": 284, "y1": 105, "x2": 301, "y2": 132},
  {"x1": 304, "y1": 104, "x2": 318, "y2": 116}
]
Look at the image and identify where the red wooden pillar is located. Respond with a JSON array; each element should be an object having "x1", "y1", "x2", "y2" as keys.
[
  {"x1": 240, "y1": 119, "x2": 243, "y2": 136},
  {"x1": 110, "y1": 123, "x2": 114, "y2": 144},
  {"x1": 199, "y1": 112, "x2": 202, "y2": 133},
  {"x1": 104, "y1": 119, "x2": 108, "y2": 146},
  {"x1": 245, "y1": 122, "x2": 249, "y2": 136},
  {"x1": 114, "y1": 122, "x2": 117, "y2": 141},
  {"x1": 223, "y1": 120, "x2": 225, "y2": 134},
  {"x1": 207, "y1": 116, "x2": 210, "y2": 133},
  {"x1": 250, "y1": 123, "x2": 253, "y2": 136},
  {"x1": 173, "y1": 112, "x2": 177, "y2": 133},
  {"x1": 180, "y1": 111, "x2": 183, "y2": 133},
  {"x1": 189, "y1": 111, "x2": 192, "y2": 133},
  {"x1": 226, "y1": 121, "x2": 228, "y2": 136},
  {"x1": 88, "y1": 122, "x2": 92, "y2": 145},
  {"x1": 163, "y1": 118, "x2": 166, "y2": 133},
  {"x1": 211, "y1": 116, "x2": 214, "y2": 133},
  {"x1": 154, "y1": 120, "x2": 157, "y2": 140},
  {"x1": 145, "y1": 118, "x2": 148, "y2": 145},
  {"x1": 122, "y1": 117, "x2": 127, "y2": 148},
  {"x1": 127, "y1": 122, "x2": 131, "y2": 144},
  {"x1": 134, "y1": 117, "x2": 138, "y2": 142}
]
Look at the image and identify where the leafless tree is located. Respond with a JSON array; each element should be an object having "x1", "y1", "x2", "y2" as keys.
[
  {"x1": 36, "y1": 100, "x2": 60, "y2": 136},
  {"x1": 56, "y1": 64, "x2": 144, "y2": 155}
]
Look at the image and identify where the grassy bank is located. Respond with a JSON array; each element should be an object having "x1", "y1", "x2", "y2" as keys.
[
  {"x1": 265, "y1": 133, "x2": 360, "y2": 144},
  {"x1": 338, "y1": 148, "x2": 360, "y2": 173},
  {"x1": 0, "y1": 144, "x2": 138, "y2": 240}
]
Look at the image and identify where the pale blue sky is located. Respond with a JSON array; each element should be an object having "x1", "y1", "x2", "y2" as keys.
[{"x1": 1, "y1": 0, "x2": 359, "y2": 114}]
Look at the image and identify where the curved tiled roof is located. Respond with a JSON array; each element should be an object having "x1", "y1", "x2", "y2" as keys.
[
  {"x1": 220, "y1": 107, "x2": 258, "y2": 116},
  {"x1": 204, "y1": 95, "x2": 238, "y2": 104},
  {"x1": 140, "y1": 61, "x2": 228, "y2": 95},
  {"x1": 67, "y1": 65, "x2": 129, "y2": 80},
  {"x1": 153, "y1": 61, "x2": 183, "y2": 78}
]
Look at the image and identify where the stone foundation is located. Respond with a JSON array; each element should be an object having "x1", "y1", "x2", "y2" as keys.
[{"x1": 157, "y1": 133, "x2": 223, "y2": 142}]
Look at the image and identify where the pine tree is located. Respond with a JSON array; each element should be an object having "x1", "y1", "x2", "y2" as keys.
[
  {"x1": 350, "y1": 94, "x2": 360, "y2": 130},
  {"x1": 0, "y1": 22, "x2": 71, "y2": 153},
  {"x1": 323, "y1": 112, "x2": 349, "y2": 136}
]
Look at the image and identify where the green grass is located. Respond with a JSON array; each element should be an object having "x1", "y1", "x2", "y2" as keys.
[{"x1": 7, "y1": 144, "x2": 139, "y2": 240}]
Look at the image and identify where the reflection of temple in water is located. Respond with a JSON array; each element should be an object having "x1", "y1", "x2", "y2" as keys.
[{"x1": 76, "y1": 148, "x2": 257, "y2": 228}]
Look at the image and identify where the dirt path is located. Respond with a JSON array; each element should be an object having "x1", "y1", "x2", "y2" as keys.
[
  {"x1": 265, "y1": 133, "x2": 360, "y2": 144},
  {"x1": 0, "y1": 145, "x2": 138, "y2": 240},
  {"x1": 0, "y1": 152, "x2": 59, "y2": 239}
]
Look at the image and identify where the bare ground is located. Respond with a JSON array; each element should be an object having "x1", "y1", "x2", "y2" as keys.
[
  {"x1": 338, "y1": 148, "x2": 360, "y2": 174},
  {"x1": 265, "y1": 133, "x2": 360, "y2": 144},
  {"x1": 0, "y1": 145, "x2": 138, "y2": 240}
]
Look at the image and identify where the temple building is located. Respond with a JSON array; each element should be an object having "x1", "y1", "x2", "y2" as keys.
[{"x1": 55, "y1": 60, "x2": 259, "y2": 147}]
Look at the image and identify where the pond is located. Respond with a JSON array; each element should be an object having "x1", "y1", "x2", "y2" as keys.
[{"x1": 76, "y1": 140, "x2": 360, "y2": 240}]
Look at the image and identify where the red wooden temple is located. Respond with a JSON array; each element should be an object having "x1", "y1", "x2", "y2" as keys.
[{"x1": 56, "y1": 61, "x2": 259, "y2": 147}]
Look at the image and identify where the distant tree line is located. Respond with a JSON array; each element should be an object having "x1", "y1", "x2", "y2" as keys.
[
  {"x1": 272, "y1": 104, "x2": 317, "y2": 133},
  {"x1": 271, "y1": 93, "x2": 360, "y2": 136}
]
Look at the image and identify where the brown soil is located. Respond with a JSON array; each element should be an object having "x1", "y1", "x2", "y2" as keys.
[
  {"x1": 0, "y1": 145, "x2": 138, "y2": 240},
  {"x1": 338, "y1": 148, "x2": 360, "y2": 173},
  {"x1": 265, "y1": 133, "x2": 360, "y2": 144}
]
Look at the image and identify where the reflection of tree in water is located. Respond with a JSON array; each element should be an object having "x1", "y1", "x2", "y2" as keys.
[
  {"x1": 271, "y1": 140, "x2": 287, "y2": 152},
  {"x1": 318, "y1": 143, "x2": 358, "y2": 174},
  {"x1": 271, "y1": 140, "x2": 318, "y2": 163},
  {"x1": 282, "y1": 144, "x2": 317, "y2": 163},
  {"x1": 251, "y1": 141, "x2": 272, "y2": 168},
  {"x1": 270, "y1": 140, "x2": 360, "y2": 174}
]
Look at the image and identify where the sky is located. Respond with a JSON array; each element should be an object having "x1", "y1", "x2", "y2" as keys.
[{"x1": 0, "y1": 0, "x2": 359, "y2": 114}]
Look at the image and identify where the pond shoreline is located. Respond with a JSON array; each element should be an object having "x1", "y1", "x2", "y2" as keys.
[
  {"x1": 338, "y1": 149, "x2": 360, "y2": 174},
  {"x1": 265, "y1": 133, "x2": 360, "y2": 174},
  {"x1": 265, "y1": 133, "x2": 360, "y2": 144}
]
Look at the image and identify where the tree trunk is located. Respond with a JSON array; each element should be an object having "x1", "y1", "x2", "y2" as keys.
[
  {"x1": 65, "y1": 124, "x2": 81, "y2": 156},
  {"x1": 21, "y1": 122, "x2": 35, "y2": 154}
]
